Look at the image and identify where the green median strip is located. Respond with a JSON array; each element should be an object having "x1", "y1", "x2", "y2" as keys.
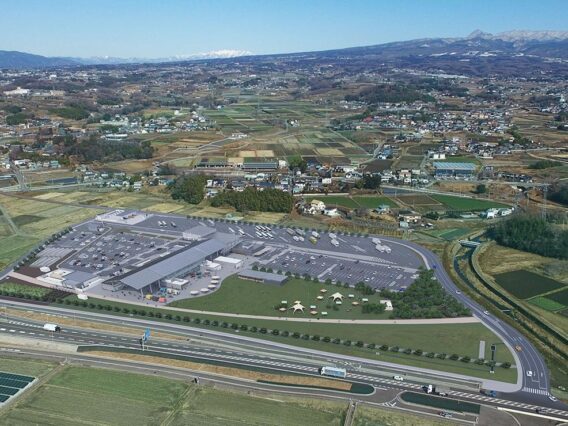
[
  {"x1": 401, "y1": 391, "x2": 480, "y2": 414},
  {"x1": 257, "y1": 380, "x2": 374, "y2": 395}
]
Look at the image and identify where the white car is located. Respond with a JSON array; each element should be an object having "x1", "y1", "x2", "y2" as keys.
[
  {"x1": 455, "y1": 290, "x2": 461, "y2": 294},
  {"x1": 483, "y1": 310, "x2": 490, "y2": 315},
  {"x1": 548, "y1": 395, "x2": 558, "y2": 402},
  {"x1": 393, "y1": 375, "x2": 404, "y2": 381},
  {"x1": 526, "y1": 371, "x2": 533, "y2": 377}
]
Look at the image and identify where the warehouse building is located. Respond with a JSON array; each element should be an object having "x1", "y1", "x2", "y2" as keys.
[
  {"x1": 237, "y1": 269, "x2": 289, "y2": 286},
  {"x1": 433, "y1": 162, "x2": 477, "y2": 178},
  {"x1": 103, "y1": 238, "x2": 230, "y2": 294}
]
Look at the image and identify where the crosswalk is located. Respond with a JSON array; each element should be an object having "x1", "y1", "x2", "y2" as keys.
[{"x1": 522, "y1": 387, "x2": 549, "y2": 395}]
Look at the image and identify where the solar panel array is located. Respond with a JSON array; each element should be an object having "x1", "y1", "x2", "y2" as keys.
[{"x1": 0, "y1": 371, "x2": 35, "y2": 404}]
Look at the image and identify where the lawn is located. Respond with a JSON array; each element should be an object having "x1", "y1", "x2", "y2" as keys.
[
  {"x1": 170, "y1": 387, "x2": 345, "y2": 426},
  {"x1": 0, "y1": 235, "x2": 39, "y2": 270},
  {"x1": 0, "y1": 282, "x2": 51, "y2": 299},
  {"x1": 430, "y1": 195, "x2": 508, "y2": 211},
  {"x1": 0, "y1": 367, "x2": 189, "y2": 426},
  {"x1": 494, "y1": 270, "x2": 566, "y2": 299},
  {"x1": 169, "y1": 275, "x2": 390, "y2": 320}
]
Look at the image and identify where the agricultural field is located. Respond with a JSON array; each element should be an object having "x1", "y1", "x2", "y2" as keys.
[
  {"x1": 353, "y1": 405, "x2": 452, "y2": 426},
  {"x1": 494, "y1": 270, "x2": 566, "y2": 300},
  {"x1": 0, "y1": 356, "x2": 57, "y2": 378},
  {"x1": 0, "y1": 365, "x2": 348, "y2": 426},
  {"x1": 427, "y1": 228, "x2": 472, "y2": 241},
  {"x1": 169, "y1": 275, "x2": 391, "y2": 320},
  {"x1": 171, "y1": 387, "x2": 346, "y2": 426},
  {"x1": 0, "y1": 367, "x2": 188, "y2": 426},
  {"x1": 430, "y1": 194, "x2": 508, "y2": 211}
]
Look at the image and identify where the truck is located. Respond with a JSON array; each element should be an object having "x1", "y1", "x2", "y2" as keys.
[
  {"x1": 320, "y1": 366, "x2": 347, "y2": 378},
  {"x1": 425, "y1": 385, "x2": 449, "y2": 396},
  {"x1": 43, "y1": 323, "x2": 61, "y2": 332}
]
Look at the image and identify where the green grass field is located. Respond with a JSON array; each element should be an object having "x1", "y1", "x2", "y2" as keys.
[
  {"x1": 353, "y1": 405, "x2": 452, "y2": 426},
  {"x1": 169, "y1": 275, "x2": 390, "y2": 319},
  {"x1": 0, "y1": 367, "x2": 189, "y2": 425},
  {"x1": 352, "y1": 196, "x2": 398, "y2": 208},
  {"x1": 171, "y1": 387, "x2": 345, "y2": 426},
  {"x1": 528, "y1": 297, "x2": 565, "y2": 312},
  {"x1": 59, "y1": 293, "x2": 514, "y2": 373},
  {"x1": 545, "y1": 288, "x2": 568, "y2": 307},
  {"x1": 430, "y1": 194, "x2": 508, "y2": 211},
  {"x1": 1, "y1": 365, "x2": 348, "y2": 426},
  {"x1": 0, "y1": 356, "x2": 56, "y2": 378},
  {"x1": 495, "y1": 270, "x2": 566, "y2": 299},
  {"x1": 306, "y1": 195, "x2": 359, "y2": 209}
]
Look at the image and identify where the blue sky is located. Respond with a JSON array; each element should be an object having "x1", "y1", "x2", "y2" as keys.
[{"x1": 2, "y1": 0, "x2": 566, "y2": 58}]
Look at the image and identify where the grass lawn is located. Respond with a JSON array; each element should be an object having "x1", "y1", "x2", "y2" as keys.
[
  {"x1": 0, "y1": 366, "x2": 189, "y2": 426},
  {"x1": 0, "y1": 235, "x2": 39, "y2": 270},
  {"x1": 170, "y1": 387, "x2": 345, "y2": 426},
  {"x1": 56, "y1": 294, "x2": 515, "y2": 381},
  {"x1": 430, "y1": 194, "x2": 508, "y2": 211},
  {"x1": 494, "y1": 270, "x2": 566, "y2": 299},
  {"x1": 0, "y1": 356, "x2": 56, "y2": 378},
  {"x1": 169, "y1": 276, "x2": 390, "y2": 320}
]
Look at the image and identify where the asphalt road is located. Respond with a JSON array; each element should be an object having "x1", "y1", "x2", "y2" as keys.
[
  {"x1": 1, "y1": 304, "x2": 567, "y2": 421},
  {"x1": 384, "y1": 237, "x2": 552, "y2": 401}
]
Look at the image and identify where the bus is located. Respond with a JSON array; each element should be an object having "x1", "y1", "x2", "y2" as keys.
[{"x1": 320, "y1": 366, "x2": 347, "y2": 378}]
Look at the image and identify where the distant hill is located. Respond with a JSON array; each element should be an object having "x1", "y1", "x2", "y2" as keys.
[
  {"x1": 1, "y1": 30, "x2": 567, "y2": 74},
  {"x1": 0, "y1": 50, "x2": 79, "y2": 69}
]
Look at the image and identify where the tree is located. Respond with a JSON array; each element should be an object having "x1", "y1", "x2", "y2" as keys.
[
  {"x1": 169, "y1": 174, "x2": 208, "y2": 205},
  {"x1": 288, "y1": 155, "x2": 307, "y2": 173},
  {"x1": 476, "y1": 184, "x2": 487, "y2": 194}
]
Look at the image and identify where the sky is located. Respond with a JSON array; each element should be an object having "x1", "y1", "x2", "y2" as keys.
[{"x1": 2, "y1": 0, "x2": 567, "y2": 58}]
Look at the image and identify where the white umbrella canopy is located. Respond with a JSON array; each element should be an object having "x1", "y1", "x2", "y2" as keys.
[
  {"x1": 329, "y1": 292, "x2": 344, "y2": 302},
  {"x1": 290, "y1": 302, "x2": 305, "y2": 313}
]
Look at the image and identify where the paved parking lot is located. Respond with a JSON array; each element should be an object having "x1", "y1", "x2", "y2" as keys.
[{"x1": 25, "y1": 210, "x2": 424, "y2": 296}]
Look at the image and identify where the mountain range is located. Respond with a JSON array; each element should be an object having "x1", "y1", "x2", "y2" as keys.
[{"x1": 1, "y1": 30, "x2": 567, "y2": 71}]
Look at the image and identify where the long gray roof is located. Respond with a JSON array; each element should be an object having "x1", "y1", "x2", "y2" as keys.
[{"x1": 119, "y1": 239, "x2": 226, "y2": 290}]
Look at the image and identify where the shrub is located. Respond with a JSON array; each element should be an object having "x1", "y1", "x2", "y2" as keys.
[
  {"x1": 343, "y1": 340, "x2": 352, "y2": 346},
  {"x1": 193, "y1": 318, "x2": 201, "y2": 324},
  {"x1": 292, "y1": 332, "x2": 300, "y2": 338},
  {"x1": 475, "y1": 358, "x2": 485, "y2": 365},
  {"x1": 221, "y1": 322, "x2": 229, "y2": 328},
  {"x1": 355, "y1": 341, "x2": 364, "y2": 347},
  {"x1": 390, "y1": 346, "x2": 400, "y2": 352},
  {"x1": 240, "y1": 324, "x2": 248, "y2": 331},
  {"x1": 301, "y1": 334, "x2": 309, "y2": 340},
  {"x1": 183, "y1": 316, "x2": 191, "y2": 322},
  {"x1": 379, "y1": 344, "x2": 389, "y2": 351},
  {"x1": 460, "y1": 356, "x2": 471, "y2": 363},
  {"x1": 413, "y1": 349, "x2": 423, "y2": 356},
  {"x1": 449, "y1": 354, "x2": 459, "y2": 361},
  {"x1": 281, "y1": 330, "x2": 289, "y2": 337},
  {"x1": 403, "y1": 348, "x2": 412, "y2": 355},
  {"x1": 322, "y1": 336, "x2": 331, "y2": 343},
  {"x1": 250, "y1": 326, "x2": 258, "y2": 333},
  {"x1": 155, "y1": 312, "x2": 162, "y2": 319},
  {"x1": 311, "y1": 335, "x2": 320, "y2": 341},
  {"x1": 501, "y1": 362, "x2": 512, "y2": 369},
  {"x1": 332, "y1": 338, "x2": 341, "y2": 344},
  {"x1": 203, "y1": 319, "x2": 210, "y2": 325},
  {"x1": 425, "y1": 352, "x2": 435, "y2": 358},
  {"x1": 165, "y1": 314, "x2": 172, "y2": 320},
  {"x1": 259, "y1": 327, "x2": 267, "y2": 334},
  {"x1": 231, "y1": 323, "x2": 239, "y2": 330},
  {"x1": 113, "y1": 306, "x2": 121, "y2": 312},
  {"x1": 367, "y1": 343, "x2": 375, "y2": 350},
  {"x1": 272, "y1": 329, "x2": 280, "y2": 336}
]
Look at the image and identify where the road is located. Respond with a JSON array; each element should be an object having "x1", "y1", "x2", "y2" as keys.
[
  {"x1": 1, "y1": 301, "x2": 567, "y2": 421},
  {"x1": 381, "y1": 236, "x2": 552, "y2": 402}
]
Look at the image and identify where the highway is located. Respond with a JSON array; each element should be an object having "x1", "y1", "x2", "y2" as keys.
[{"x1": 1, "y1": 300, "x2": 567, "y2": 421}]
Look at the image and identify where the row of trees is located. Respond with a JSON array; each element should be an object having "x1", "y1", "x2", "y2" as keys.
[
  {"x1": 54, "y1": 298, "x2": 509, "y2": 367},
  {"x1": 65, "y1": 136, "x2": 154, "y2": 162},
  {"x1": 211, "y1": 187, "x2": 294, "y2": 213},
  {"x1": 490, "y1": 214, "x2": 568, "y2": 260}
]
